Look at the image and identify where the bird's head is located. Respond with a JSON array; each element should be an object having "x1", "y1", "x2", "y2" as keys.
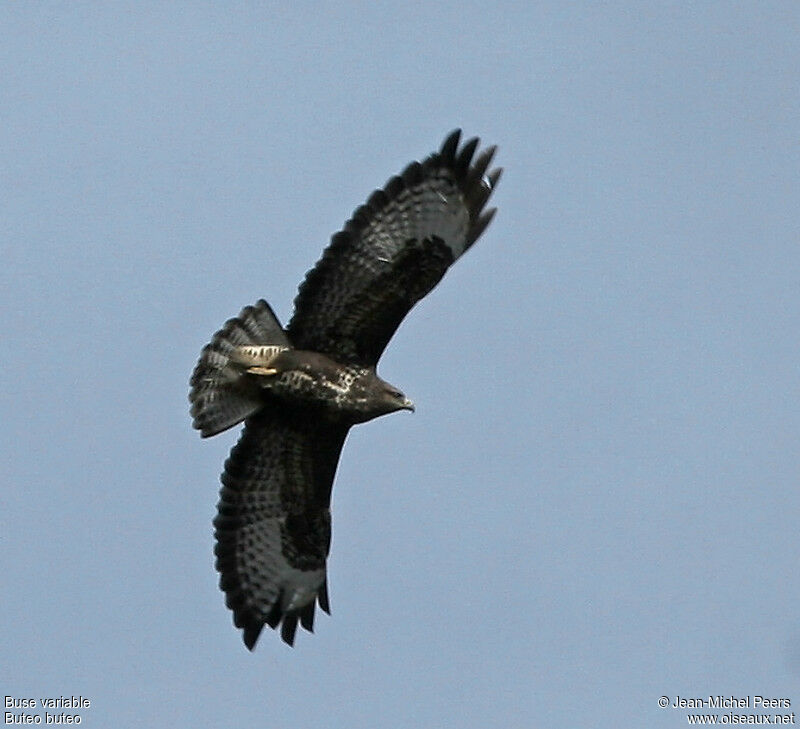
[
  {"x1": 379, "y1": 381, "x2": 415, "y2": 414},
  {"x1": 353, "y1": 372, "x2": 414, "y2": 423}
]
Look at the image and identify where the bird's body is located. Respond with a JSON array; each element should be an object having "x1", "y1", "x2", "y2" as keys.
[
  {"x1": 239, "y1": 346, "x2": 412, "y2": 423},
  {"x1": 190, "y1": 130, "x2": 501, "y2": 648}
]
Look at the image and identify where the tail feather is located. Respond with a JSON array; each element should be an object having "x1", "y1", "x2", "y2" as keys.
[
  {"x1": 190, "y1": 299, "x2": 290, "y2": 438},
  {"x1": 235, "y1": 301, "x2": 288, "y2": 343}
]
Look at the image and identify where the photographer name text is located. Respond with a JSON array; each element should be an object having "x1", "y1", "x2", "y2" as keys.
[{"x1": 672, "y1": 697, "x2": 791, "y2": 710}]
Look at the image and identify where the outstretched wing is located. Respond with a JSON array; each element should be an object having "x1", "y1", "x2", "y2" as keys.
[
  {"x1": 214, "y1": 406, "x2": 349, "y2": 649},
  {"x1": 287, "y1": 130, "x2": 501, "y2": 366}
]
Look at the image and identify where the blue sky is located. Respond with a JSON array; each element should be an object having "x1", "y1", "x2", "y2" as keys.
[{"x1": 2, "y1": 3, "x2": 799, "y2": 727}]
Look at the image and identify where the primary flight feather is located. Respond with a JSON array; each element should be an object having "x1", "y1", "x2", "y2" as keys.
[{"x1": 190, "y1": 130, "x2": 501, "y2": 649}]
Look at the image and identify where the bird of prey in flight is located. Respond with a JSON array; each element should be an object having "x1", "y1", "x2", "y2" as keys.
[{"x1": 190, "y1": 130, "x2": 501, "y2": 649}]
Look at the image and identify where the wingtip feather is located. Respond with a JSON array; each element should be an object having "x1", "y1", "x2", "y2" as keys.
[
  {"x1": 281, "y1": 616, "x2": 299, "y2": 646},
  {"x1": 455, "y1": 137, "x2": 479, "y2": 176},
  {"x1": 243, "y1": 623, "x2": 263, "y2": 651},
  {"x1": 439, "y1": 129, "x2": 461, "y2": 161},
  {"x1": 299, "y1": 602, "x2": 315, "y2": 632},
  {"x1": 318, "y1": 579, "x2": 331, "y2": 614},
  {"x1": 466, "y1": 145, "x2": 497, "y2": 188},
  {"x1": 468, "y1": 208, "x2": 497, "y2": 245}
]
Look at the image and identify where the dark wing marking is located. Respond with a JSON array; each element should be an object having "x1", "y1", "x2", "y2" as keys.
[
  {"x1": 287, "y1": 130, "x2": 501, "y2": 366},
  {"x1": 214, "y1": 405, "x2": 349, "y2": 648}
]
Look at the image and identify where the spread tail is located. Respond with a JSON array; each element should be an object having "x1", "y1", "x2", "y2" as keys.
[{"x1": 190, "y1": 299, "x2": 290, "y2": 437}]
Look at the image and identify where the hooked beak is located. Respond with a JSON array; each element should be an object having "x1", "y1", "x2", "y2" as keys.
[{"x1": 401, "y1": 397, "x2": 415, "y2": 413}]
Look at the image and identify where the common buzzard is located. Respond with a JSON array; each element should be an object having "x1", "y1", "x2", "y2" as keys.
[{"x1": 190, "y1": 130, "x2": 501, "y2": 649}]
